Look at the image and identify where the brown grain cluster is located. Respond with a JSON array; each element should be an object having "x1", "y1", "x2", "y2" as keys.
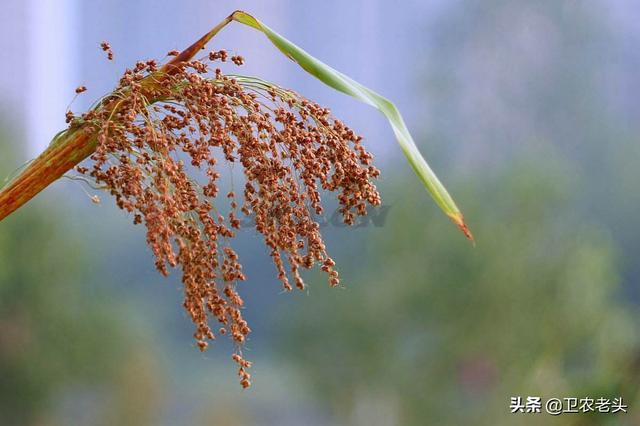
[{"x1": 71, "y1": 49, "x2": 381, "y2": 387}]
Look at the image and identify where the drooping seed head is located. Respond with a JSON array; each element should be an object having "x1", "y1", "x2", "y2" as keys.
[{"x1": 78, "y1": 49, "x2": 381, "y2": 388}]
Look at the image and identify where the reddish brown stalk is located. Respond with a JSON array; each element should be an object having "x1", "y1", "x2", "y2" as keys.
[
  {"x1": 0, "y1": 126, "x2": 96, "y2": 221},
  {"x1": 161, "y1": 13, "x2": 235, "y2": 73}
]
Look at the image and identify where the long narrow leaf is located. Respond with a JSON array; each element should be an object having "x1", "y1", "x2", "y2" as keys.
[{"x1": 229, "y1": 11, "x2": 472, "y2": 240}]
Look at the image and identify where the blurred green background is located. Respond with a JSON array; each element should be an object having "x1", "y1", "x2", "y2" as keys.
[{"x1": 1, "y1": 0, "x2": 640, "y2": 424}]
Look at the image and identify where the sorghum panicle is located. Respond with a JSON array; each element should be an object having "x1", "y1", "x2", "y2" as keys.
[{"x1": 71, "y1": 49, "x2": 381, "y2": 387}]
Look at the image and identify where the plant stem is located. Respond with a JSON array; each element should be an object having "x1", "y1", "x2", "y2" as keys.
[{"x1": 0, "y1": 125, "x2": 96, "y2": 221}]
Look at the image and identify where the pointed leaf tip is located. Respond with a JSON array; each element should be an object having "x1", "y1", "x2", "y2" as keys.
[{"x1": 448, "y1": 213, "x2": 475, "y2": 244}]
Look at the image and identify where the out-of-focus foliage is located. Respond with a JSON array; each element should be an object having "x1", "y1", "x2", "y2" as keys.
[
  {"x1": 277, "y1": 156, "x2": 640, "y2": 426},
  {"x1": 0, "y1": 132, "x2": 163, "y2": 426}
]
